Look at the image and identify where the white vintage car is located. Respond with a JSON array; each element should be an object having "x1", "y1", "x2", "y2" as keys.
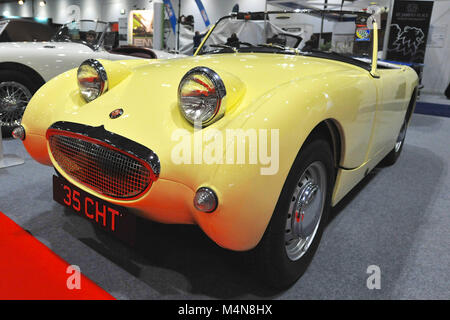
[{"x1": 0, "y1": 19, "x2": 176, "y2": 136}]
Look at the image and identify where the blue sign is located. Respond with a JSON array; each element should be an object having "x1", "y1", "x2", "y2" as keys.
[
  {"x1": 163, "y1": 0, "x2": 177, "y2": 33},
  {"x1": 195, "y1": 0, "x2": 211, "y2": 27}
]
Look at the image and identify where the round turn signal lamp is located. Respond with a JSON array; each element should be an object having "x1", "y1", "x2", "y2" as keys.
[
  {"x1": 194, "y1": 187, "x2": 218, "y2": 213},
  {"x1": 12, "y1": 126, "x2": 26, "y2": 141}
]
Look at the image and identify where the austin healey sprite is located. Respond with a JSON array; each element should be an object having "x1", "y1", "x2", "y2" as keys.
[{"x1": 16, "y1": 9, "x2": 418, "y2": 288}]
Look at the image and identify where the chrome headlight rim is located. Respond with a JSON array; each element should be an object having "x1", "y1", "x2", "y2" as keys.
[
  {"x1": 77, "y1": 59, "x2": 108, "y2": 102},
  {"x1": 178, "y1": 66, "x2": 227, "y2": 127}
]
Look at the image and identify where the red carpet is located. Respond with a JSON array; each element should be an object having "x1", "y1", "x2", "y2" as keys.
[{"x1": 0, "y1": 212, "x2": 115, "y2": 300}]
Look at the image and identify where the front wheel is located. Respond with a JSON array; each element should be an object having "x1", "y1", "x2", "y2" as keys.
[
  {"x1": 381, "y1": 117, "x2": 408, "y2": 166},
  {"x1": 253, "y1": 138, "x2": 335, "y2": 289},
  {"x1": 0, "y1": 71, "x2": 36, "y2": 138}
]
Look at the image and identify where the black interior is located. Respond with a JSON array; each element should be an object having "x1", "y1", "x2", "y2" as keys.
[{"x1": 0, "y1": 19, "x2": 54, "y2": 42}]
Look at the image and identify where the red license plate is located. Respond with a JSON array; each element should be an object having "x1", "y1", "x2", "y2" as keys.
[{"x1": 53, "y1": 175, "x2": 136, "y2": 245}]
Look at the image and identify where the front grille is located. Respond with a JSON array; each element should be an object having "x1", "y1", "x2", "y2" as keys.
[{"x1": 48, "y1": 133, "x2": 154, "y2": 199}]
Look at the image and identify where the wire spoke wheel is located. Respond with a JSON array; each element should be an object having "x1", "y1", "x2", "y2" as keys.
[
  {"x1": 0, "y1": 81, "x2": 32, "y2": 128},
  {"x1": 285, "y1": 161, "x2": 327, "y2": 261}
]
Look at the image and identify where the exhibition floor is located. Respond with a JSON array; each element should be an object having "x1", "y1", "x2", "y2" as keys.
[
  {"x1": 0, "y1": 213, "x2": 115, "y2": 300},
  {"x1": 416, "y1": 94, "x2": 450, "y2": 117},
  {"x1": 419, "y1": 93, "x2": 450, "y2": 106},
  {"x1": 0, "y1": 113, "x2": 449, "y2": 299}
]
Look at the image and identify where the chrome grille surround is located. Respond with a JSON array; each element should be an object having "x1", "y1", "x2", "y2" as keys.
[{"x1": 47, "y1": 122, "x2": 160, "y2": 200}]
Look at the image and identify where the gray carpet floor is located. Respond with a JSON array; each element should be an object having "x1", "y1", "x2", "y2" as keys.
[{"x1": 0, "y1": 113, "x2": 449, "y2": 300}]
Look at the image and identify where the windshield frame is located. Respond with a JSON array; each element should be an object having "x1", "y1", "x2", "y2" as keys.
[
  {"x1": 194, "y1": 9, "x2": 375, "y2": 70},
  {"x1": 51, "y1": 19, "x2": 109, "y2": 51},
  {"x1": 0, "y1": 20, "x2": 10, "y2": 36}
]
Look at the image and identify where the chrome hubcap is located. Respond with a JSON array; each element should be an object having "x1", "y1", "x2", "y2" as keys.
[
  {"x1": 0, "y1": 82, "x2": 32, "y2": 127},
  {"x1": 285, "y1": 161, "x2": 327, "y2": 261},
  {"x1": 395, "y1": 120, "x2": 407, "y2": 153}
]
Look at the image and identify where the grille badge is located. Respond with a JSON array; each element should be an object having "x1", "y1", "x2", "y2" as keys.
[{"x1": 110, "y1": 108, "x2": 124, "y2": 119}]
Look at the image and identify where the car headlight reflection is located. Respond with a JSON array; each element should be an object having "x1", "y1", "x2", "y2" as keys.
[
  {"x1": 178, "y1": 66, "x2": 226, "y2": 127},
  {"x1": 77, "y1": 59, "x2": 108, "y2": 102}
]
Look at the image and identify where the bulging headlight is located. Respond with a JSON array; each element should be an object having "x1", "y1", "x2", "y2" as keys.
[
  {"x1": 178, "y1": 66, "x2": 226, "y2": 127},
  {"x1": 77, "y1": 59, "x2": 108, "y2": 102}
]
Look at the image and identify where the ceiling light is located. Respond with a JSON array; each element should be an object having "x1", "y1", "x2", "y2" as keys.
[
  {"x1": 18, "y1": 0, "x2": 25, "y2": 5},
  {"x1": 39, "y1": 1, "x2": 46, "y2": 7}
]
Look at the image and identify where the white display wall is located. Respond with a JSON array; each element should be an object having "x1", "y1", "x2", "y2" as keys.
[
  {"x1": 0, "y1": 0, "x2": 448, "y2": 95},
  {"x1": 422, "y1": 0, "x2": 450, "y2": 95},
  {"x1": 0, "y1": 0, "x2": 268, "y2": 28}
]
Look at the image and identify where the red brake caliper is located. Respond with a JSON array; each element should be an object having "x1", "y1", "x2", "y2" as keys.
[{"x1": 295, "y1": 211, "x2": 304, "y2": 223}]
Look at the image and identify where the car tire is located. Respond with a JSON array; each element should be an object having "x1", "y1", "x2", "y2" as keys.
[
  {"x1": 381, "y1": 117, "x2": 408, "y2": 166},
  {"x1": 252, "y1": 135, "x2": 335, "y2": 289},
  {"x1": 0, "y1": 70, "x2": 38, "y2": 138},
  {"x1": 382, "y1": 89, "x2": 417, "y2": 167}
]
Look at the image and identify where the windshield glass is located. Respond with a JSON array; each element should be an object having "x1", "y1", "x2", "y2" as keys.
[
  {"x1": 52, "y1": 20, "x2": 108, "y2": 49},
  {"x1": 197, "y1": 11, "x2": 374, "y2": 67},
  {"x1": 0, "y1": 20, "x2": 9, "y2": 35}
]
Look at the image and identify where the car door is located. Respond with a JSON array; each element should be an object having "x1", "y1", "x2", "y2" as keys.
[{"x1": 366, "y1": 67, "x2": 408, "y2": 160}]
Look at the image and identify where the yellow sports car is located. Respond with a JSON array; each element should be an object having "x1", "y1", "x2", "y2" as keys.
[{"x1": 16, "y1": 9, "x2": 418, "y2": 288}]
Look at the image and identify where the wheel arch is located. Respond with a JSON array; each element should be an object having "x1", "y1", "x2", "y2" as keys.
[
  {"x1": 306, "y1": 119, "x2": 345, "y2": 171},
  {"x1": 405, "y1": 87, "x2": 418, "y2": 124},
  {"x1": 0, "y1": 62, "x2": 46, "y2": 89}
]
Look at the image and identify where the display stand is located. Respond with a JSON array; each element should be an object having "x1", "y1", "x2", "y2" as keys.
[{"x1": 0, "y1": 129, "x2": 24, "y2": 169}]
